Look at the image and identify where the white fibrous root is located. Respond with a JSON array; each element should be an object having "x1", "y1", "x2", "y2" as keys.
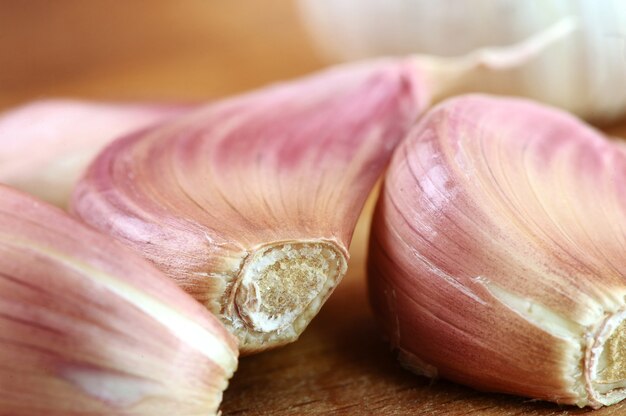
[
  {"x1": 0, "y1": 185, "x2": 237, "y2": 415},
  {"x1": 368, "y1": 94, "x2": 626, "y2": 408},
  {"x1": 0, "y1": 100, "x2": 190, "y2": 207}
]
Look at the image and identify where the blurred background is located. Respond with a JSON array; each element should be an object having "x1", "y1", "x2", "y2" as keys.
[
  {"x1": 3, "y1": 1, "x2": 626, "y2": 126},
  {"x1": 3, "y1": 0, "x2": 626, "y2": 129},
  {"x1": 3, "y1": 2, "x2": 626, "y2": 414},
  {"x1": 0, "y1": 1, "x2": 325, "y2": 110}
]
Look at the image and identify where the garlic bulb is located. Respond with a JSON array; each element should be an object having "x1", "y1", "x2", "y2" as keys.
[
  {"x1": 69, "y1": 25, "x2": 572, "y2": 353},
  {"x1": 0, "y1": 185, "x2": 237, "y2": 415},
  {"x1": 0, "y1": 100, "x2": 190, "y2": 207},
  {"x1": 299, "y1": 0, "x2": 626, "y2": 123},
  {"x1": 368, "y1": 94, "x2": 626, "y2": 408}
]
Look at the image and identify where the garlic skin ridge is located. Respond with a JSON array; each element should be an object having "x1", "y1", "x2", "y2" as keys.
[
  {"x1": 0, "y1": 185, "x2": 237, "y2": 415},
  {"x1": 0, "y1": 99, "x2": 190, "y2": 207},
  {"x1": 368, "y1": 94, "x2": 626, "y2": 407}
]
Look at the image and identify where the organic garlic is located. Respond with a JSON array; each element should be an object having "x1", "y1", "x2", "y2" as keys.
[
  {"x1": 368, "y1": 94, "x2": 626, "y2": 407},
  {"x1": 0, "y1": 185, "x2": 237, "y2": 415},
  {"x1": 0, "y1": 99, "x2": 190, "y2": 207},
  {"x1": 299, "y1": 0, "x2": 626, "y2": 123},
  {"x1": 70, "y1": 26, "x2": 570, "y2": 353}
]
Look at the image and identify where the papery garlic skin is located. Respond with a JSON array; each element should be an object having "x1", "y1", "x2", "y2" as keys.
[
  {"x1": 71, "y1": 59, "x2": 428, "y2": 353},
  {"x1": 368, "y1": 95, "x2": 626, "y2": 407},
  {"x1": 0, "y1": 100, "x2": 189, "y2": 207},
  {"x1": 0, "y1": 185, "x2": 237, "y2": 415},
  {"x1": 299, "y1": 0, "x2": 626, "y2": 123}
]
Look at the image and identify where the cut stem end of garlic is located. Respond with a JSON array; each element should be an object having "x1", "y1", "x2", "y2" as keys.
[
  {"x1": 588, "y1": 311, "x2": 626, "y2": 407},
  {"x1": 232, "y1": 240, "x2": 347, "y2": 349}
]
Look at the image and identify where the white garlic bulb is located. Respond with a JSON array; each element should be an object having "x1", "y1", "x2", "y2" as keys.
[{"x1": 299, "y1": 0, "x2": 626, "y2": 123}]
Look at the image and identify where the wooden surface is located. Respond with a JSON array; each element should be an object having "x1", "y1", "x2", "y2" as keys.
[{"x1": 2, "y1": 2, "x2": 626, "y2": 415}]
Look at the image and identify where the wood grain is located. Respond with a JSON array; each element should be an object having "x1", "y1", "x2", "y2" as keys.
[{"x1": 2, "y1": 1, "x2": 626, "y2": 414}]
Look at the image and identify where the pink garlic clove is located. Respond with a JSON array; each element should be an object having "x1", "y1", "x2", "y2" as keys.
[
  {"x1": 71, "y1": 59, "x2": 427, "y2": 354},
  {"x1": 0, "y1": 185, "x2": 237, "y2": 415},
  {"x1": 368, "y1": 94, "x2": 626, "y2": 408}
]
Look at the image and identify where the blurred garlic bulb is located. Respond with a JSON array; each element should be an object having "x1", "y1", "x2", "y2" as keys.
[
  {"x1": 299, "y1": 0, "x2": 626, "y2": 123},
  {"x1": 369, "y1": 94, "x2": 626, "y2": 407},
  {"x1": 69, "y1": 31, "x2": 570, "y2": 354},
  {"x1": 0, "y1": 100, "x2": 190, "y2": 207},
  {"x1": 0, "y1": 185, "x2": 237, "y2": 415}
]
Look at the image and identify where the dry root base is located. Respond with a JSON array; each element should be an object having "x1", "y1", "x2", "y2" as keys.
[
  {"x1": 588, "y1": 311, "x2": 626, "y2": 407},
  {"x1": 225, "y1": 240, "x2": 347, "y2": 353}
]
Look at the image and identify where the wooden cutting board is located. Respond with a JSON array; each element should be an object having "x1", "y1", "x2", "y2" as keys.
[{"x1": 2, "y1": 1, "x2": 625, "y2": 414}]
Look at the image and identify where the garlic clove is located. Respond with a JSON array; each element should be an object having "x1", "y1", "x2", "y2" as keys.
[
  {"x1": 0, "y1": 185, "x2": 237, "y2": 415},
  {"x1": 69, "y1": 25, "x2": 571, "y2": 354},
  {"x1": 70, "y1": 59, "x2": 425, "y2": 354},
  {"x1": 368, "y1": 94, "x2": 626, "y2": 407},
  {"x1": 0, "y1": 99, "x2": 191, "y2": 208}
]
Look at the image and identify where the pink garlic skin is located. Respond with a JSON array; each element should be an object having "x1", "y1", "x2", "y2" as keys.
[
  {"x1": 71, "y1": 59, "x2": 429, "y2": 352},
  {"x1": 0, "y1": 185, "x2": 237, "y2": 415},
  {"x1": 0, "y1": 100, "x2": 191, "y2": 207},
  {"x1": 368, "y1": 94, "x2": 626, "y2": 407}
]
